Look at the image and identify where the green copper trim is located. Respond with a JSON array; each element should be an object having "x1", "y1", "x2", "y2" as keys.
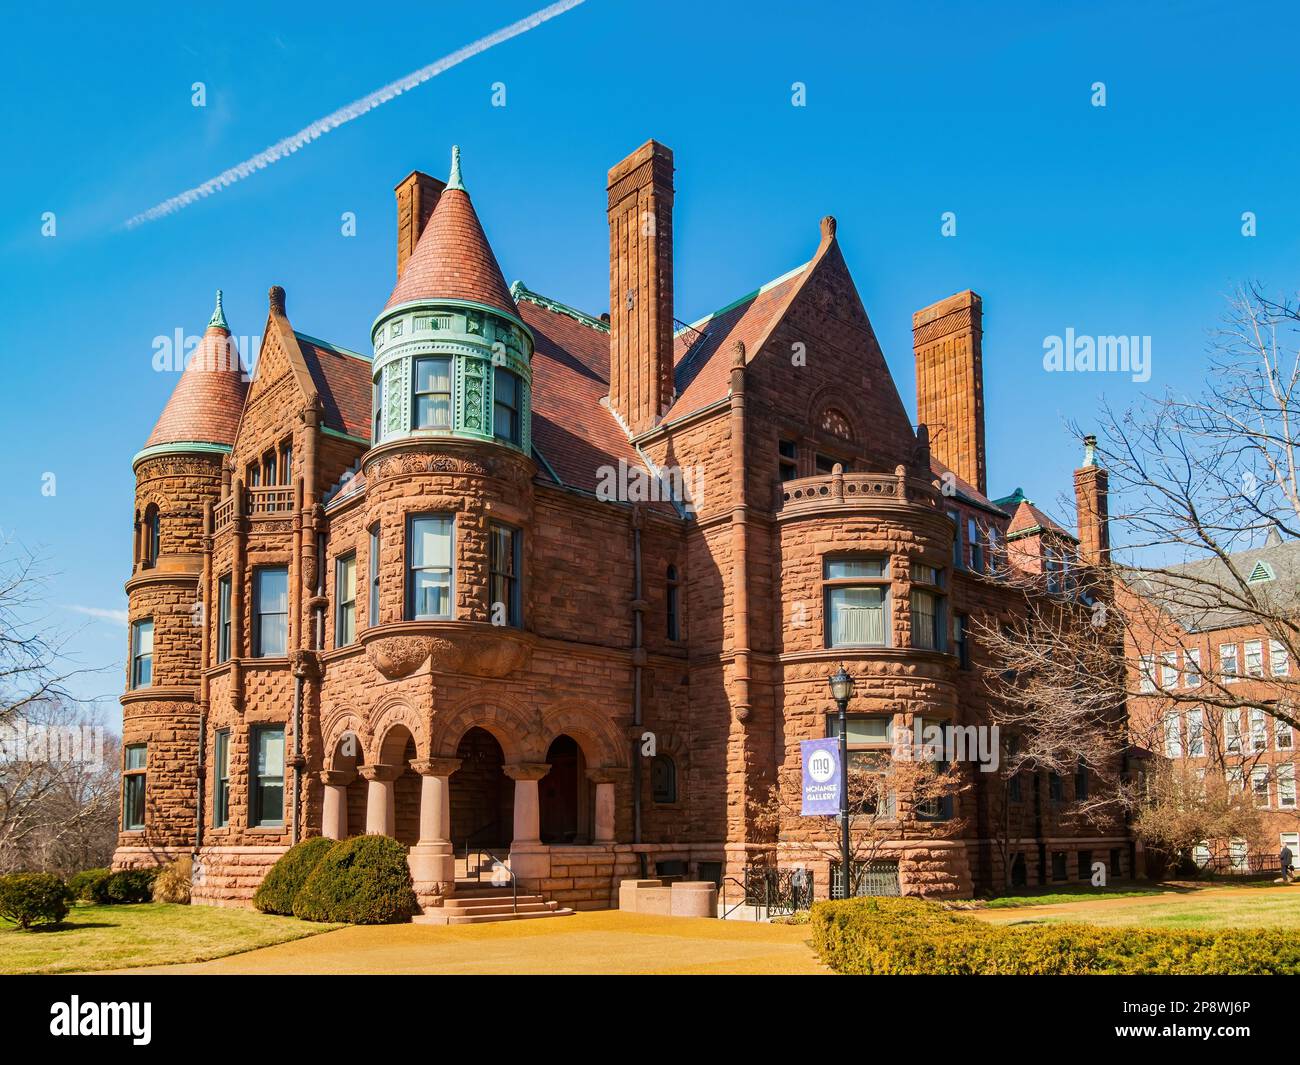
[
  {"x1": 322, "y1": 425, "x2": 371, "y2": 446},
  {"x1": 132, "y1": 441, "x2": 232, "y2": 470},
  {"x1": 674, "y1": 261, "x2": 808, "y2": 335},
  {"x1": 446, "y1": 145, "x2": 465, "y2": 192},
  {"x1": 208, "y1": 289, "x2": 229, "y2": 331},
  {"x1": 294, "y1": 332, "x2": 371, "y2": 362},
  {"x1": 510, "y1": 281, "x2": 610, "y2": 334},
  {"x1": 371, "y1": 297, "x2": 533, "y2": 350}
]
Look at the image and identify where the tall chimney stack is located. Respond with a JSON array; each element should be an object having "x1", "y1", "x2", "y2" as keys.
[
  {"x1": 913, "y1": 290, "x2": 986, "y2": 494},
  {"x1": 1074, "y1": 434, "x2": 1110, "y2": 565},
  {"x1": 607, "y1": 140, "x2": 674, "y2": 435},
  {"x1": 394, "y1": 170, "x2": 446, "y2": 279}
]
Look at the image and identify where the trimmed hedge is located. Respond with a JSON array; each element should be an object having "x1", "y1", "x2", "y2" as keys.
[
  {"x1": 0, "y1": 872, "x2": 70, "y2": 929},
  {"x1": 811, "y1": 896, "x2": 1300, "y2": 975},
  {"x1": 254, "y1": 837, "x2": 335, "y2": 915},
  {"x1": 293, "y1": 835, "x2": 417, "y2": 924},
  {"x1": 104, "y1": 868, "x2": 160, "y2": 904},
  {"x1": 67, "y1": 868, "x2": 112, "y2": 903}
]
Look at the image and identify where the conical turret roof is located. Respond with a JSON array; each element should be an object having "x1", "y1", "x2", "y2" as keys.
[
  {"x1": 384, "y1": 146, "x2": 518, "y2": 320},
  {"x1": 144, "y1": 290, "x2": 249, "y2": 450}
]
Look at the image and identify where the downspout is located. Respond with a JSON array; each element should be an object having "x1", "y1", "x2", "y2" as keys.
[
  {"x1": 729, "y1": 342, "x2": 751, "y2": 722},
  {"x1": 293, "y1": 400, "x2": 322, "y2": 845},
  {"x1": 631, "y1": 503, "x2": 645, "y2": 870},
  {"x1": 196, "y1": 500, "x2": 213, "y2": 852}
]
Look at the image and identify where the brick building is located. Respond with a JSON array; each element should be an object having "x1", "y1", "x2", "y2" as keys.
[
  {"x1": 1125, "y1": 536, "x2": 1300, "y2": 871},
  {"x1": 114, "y1": 140, "x2": 1128, "y2": 912}
]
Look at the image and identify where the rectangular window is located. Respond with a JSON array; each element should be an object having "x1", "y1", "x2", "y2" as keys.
[
  {"x1": 1225, "y1": 711, "x2": 1242, "y2": 754},
  {"x1": 1160, "y1": 651, "x2": 1179, "y2": 689},
  {"x1": 263, "y1": 450, "x2": 277, "y2": 487},
  {"x1": 414, "y1": 356, "x2": 453, "y2": 429},
  {"x1": 1271, "y1": 640, "x2": 1290, "y2": 676},
  {"x1": 251, "y1": 726, "x2": 285, "y2": 827},
  {"x1": 373, "y1": 376, "x2": 383, "y2": 441},
  {"x1": 948, "y1": 511, "x2": 963, "y2": 569},
  {"x1": 967, "y1": 518, "x2": 983, "y2": 573},
  {"x1": 407, "y1": 515, "x2": 454, "y2": 620},
  {"x1": 1277, "y1": 712, "x2": 1294, "y2": 751},
  {"x1": 279, "y1": 441, "x2": 293, "y2": 485},
  {"x1": 1051, "y1": 851, "x2": 1068, "y2": 881},
  {"x1": 1049, "y1": 773, "x2": 1063, "y2": 803},
  {"x1": 1278, "y1": 765, "x2": 1296, "y2": 810},
  {"x1": 489, "y1": 523, "x2": 521, "y2": 627},
  {"x1": 1138, "y1": 655, "x2": 1156, "y2": 693},
  {"x1": 1228, "y1": 765, "x2": 1245, "y2": 793},
  {"x1": 1252, "y1": 765, "x2": 1270, "y2": 807},
  {"x1": 824, "y1": 558, "x2": 888, "y2": 648},
  {"x1": 1245, "y1": 639, "x2": 1264, "y2": 678},
  {"x1": 368, "y1": 524, "x2": 380, "y2": 627},
  {"x1": 1282, "y1": 833, "x2": 1300, "y2": 865},
  {"x1": 827, "y1": 713, "x2": 894, "y2": 816},
  {"x1": 493, "y1": 367, "x2": 521, "y2": 444},
  {"x1": 1186, "y1": 708, "x2": 1204, "y2": 757},
  {"x1": 335, "y1": 552, "x2": 357, "y2": 647},
  {"x1": 910, "y1": 563, "x2": 945, "y2": 651},
  {"x1": 1250, "y1": 709, "x2": 1268, "y2": 752},
  {"x1": 213, "y1": 730, "x2": 230, "y2": 828},
  {"x1": 1229, "y1": 838, "x2": 1247, "y2": 870},
  {"x1": 778, "y1": 439, "x2": 799, "y2": 482},
  {"x1": 247, "y1": 461, "x2": 261, "y2": 488},
  {"x1": 252, "y1": 567, "x2": 289, "y2": 657},
  {"x1": 953, "y1": 613, "x2": 971, "y2": 670},
  {"x1": 122, "y1": 744, "x2": 146, "y2": 830},
  {"x1": 815, "y1": 453, "x2": 837, "y2": 475},
  {"x1": 1075, "y1": 764, "x2": 1089, "y2": 801},
  {"x1": 1077, "y1": 849, "x2": 1093, "y2": 880},
  {"x1": 1220, "y1": 643, "x2": 1239, "y2": 683},
  {"x1": 1163, "y1": 711, "x2": 1182, "y2": 758},
  {"x1": 1185, "y1": 648, "x2": 1201, "y2": 687},
  {"x1": 217, "y1": 575, "x2": 231, "y2": 663},
  {"x1": 130, "y1": 618, "x2": 153, "y2": 688}
]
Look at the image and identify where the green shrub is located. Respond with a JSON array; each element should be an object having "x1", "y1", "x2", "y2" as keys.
[
  {"x1": 104, "y1": 868, "x2": 159, "y2": 904},
  {"x1": 151, "y1": 857, "x2": 193, "y2": 904},
  {"x1": 254, "y1": 837, "x2": 335, "y2": 915},
  {"x1": 0, "y1": 872, "x2": 70, "y2": 929},
  {"x1": 67, "y1": 868, "x2": 112, "y2": 903},
  {"x1": 811, "y1": 896, "x2": 1300, "y2": 975},
  {"x1": 293, "y1": 836, "x2": 417, "y2": 924}
]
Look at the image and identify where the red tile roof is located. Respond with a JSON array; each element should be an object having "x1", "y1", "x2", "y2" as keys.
[
  {"x1": 296, "y1": 334, "x2": 372, "y2": 440},
  {"x1": 145, "y1": 324, "x2": 249, "y2": 449},
  {"x1": 664, "y1": 265, "x2": 807, "y2": 421},
  {"x1": 1008, "y1": 499, "x2": 1076, "y2": 540},
  {"x1": 383, "y1": 188, "x2": 517, "y2": 319},
  {"x1": 930, "y1": 458, "x2": 1005, "y2": 514}
]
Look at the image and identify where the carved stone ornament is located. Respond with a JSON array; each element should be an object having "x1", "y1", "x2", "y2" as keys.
[{"x1": 366, "y1": 635, "x2": 432, "y2": 679}]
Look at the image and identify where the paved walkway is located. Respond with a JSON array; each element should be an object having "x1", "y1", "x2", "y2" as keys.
[{"x1": 109, "y1": 911, "x2": 827, "y2": 975}]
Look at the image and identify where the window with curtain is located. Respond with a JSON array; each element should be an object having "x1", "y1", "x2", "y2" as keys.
[
  {"x1": 910, "y1": 563, "x2": 945, "y2": 651},
  {"x1": 252, "y1": 726, "x2": 285, "y2": 827},
  {"x1": 489, "y1": 523, "x2": 520, "y2": 627},
  {"x1": 823, "y1": 558, "x2": 888, "y2": 648},
  {"x1": 493, "y1": 367, "x2": 521, "y2": 444},
  {"x1": 827, "y1": 713, "x2": 895, "y2": 815},
  {"x1": 123, "y1": 744, "x2": 146, "y2": 830},
  {"x1": 214, "y1": 730, "x2": 230, "y2": 828},
  {"x1": 335, "y1": 552, "x2": 357, "y2": 646},
  {"x1": 407, "y1": 515, "x2": 453, "y2": 619},
  {"x1": 131, "y1": 619, "x2": 153, "y2": 688},
  {"x1": 252, "y1": 567, "x2": 288, "y2": 657},
  {"x1": 413, "y1": 356, "x2": 453, "y2": 429}
]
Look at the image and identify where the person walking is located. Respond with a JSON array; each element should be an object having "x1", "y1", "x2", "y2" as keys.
[{"x1": 1280, "y1": 843, "x2": 1294, "y2": 884}]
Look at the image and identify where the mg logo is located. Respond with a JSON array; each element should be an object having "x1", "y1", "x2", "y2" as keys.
[{"x1": 808, "y1": 750, "x2": 835, "y2": 783}]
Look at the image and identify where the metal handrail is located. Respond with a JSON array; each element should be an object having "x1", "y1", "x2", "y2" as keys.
[
  {"x1": 465, "y1": 846, "x2": 518, "y2": 914},
  {"x1": 720, "y1": 876, "x2": 756, "y2": 921}
]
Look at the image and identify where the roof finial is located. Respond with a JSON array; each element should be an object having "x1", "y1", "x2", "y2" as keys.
[
  {"x1": 208, "y1": 288, "x2": 229, "y2": 331},
  {"x1": 446, "y1": 144, "x2": 465, "y2": 192}
]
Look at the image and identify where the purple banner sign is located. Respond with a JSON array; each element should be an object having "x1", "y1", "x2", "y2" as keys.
[{"x1": 801, "y1": 738, "x2": 841, "y2": 816}]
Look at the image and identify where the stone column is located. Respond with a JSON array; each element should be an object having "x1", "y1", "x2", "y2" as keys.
[
  {"x1": 503, "y1": 763, "x2": 551, "y2": 880},
  {"x1": 407, "y1": 757, "x2": 461, "y2": 909},
  {"x1": 358, "y1": 764, "x2": 402, "y2": 837},
  {"x1": 318, "y1": 770, "x2": 352, "y2": 840},
  {"x1": 586, "y1": 767, "x2": 626, "y2": 845}
]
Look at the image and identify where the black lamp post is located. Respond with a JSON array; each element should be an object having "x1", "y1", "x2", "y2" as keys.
[{"x1": 828, "y1": 664, "x2": 856, "y2": 898}]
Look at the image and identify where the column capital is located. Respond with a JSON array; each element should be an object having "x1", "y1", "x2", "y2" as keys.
[
  {"x1": 318, "y1": 770, "x2": 353, "y2": 787},
  {"x1": 503, "y1": 762, "x2": 551, "y2": 782},
  {"x1": 585, "y1": 766, "x2": 630, "y2": 785},
  {"x1": 411, "y1": 756, "x2": 462, "y2": 778},
  {"x1": 358, "y1": 763, "x2": 404, "y2": 783}
]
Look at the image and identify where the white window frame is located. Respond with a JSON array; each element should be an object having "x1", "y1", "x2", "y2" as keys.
[
  {"x1": 1184, "y1": 648, "x2": 1201, "y2": 687},
  {"x1": 1163, "y1": 711, "x2": 1182, "y2": 758},
  {"x1": 1278, "y1": 765, "x2": 1296, "y2": 810},
  {"x1": 1138, "y1": 654, "x2": 1156, "y2": 694},
  {"x1": 1187, "y1": 708, "x2": 1205, "y2": 757},
  {"x1": 1271, "y1": 640, "x2": 1290, "y2": 677},
  {"x1": 1225, "y1": 711, "x2": 1243, "y2": 754},
  {"x1": 1251, "y1": 765, "x2": 1270, "y2": 807},
  {"x1": 1160, "y1": 651, "x2": 1179, "y2": 689},
  {"x1": 1245, "y1": 639, "x2": 1264, "y2": 678},
  {"x1": 1250, "y1": 708, "x2": 1269, "y2": 753},
  {"x1": 1220, "y1": 643, "x2": 1240, "y2": 683}
]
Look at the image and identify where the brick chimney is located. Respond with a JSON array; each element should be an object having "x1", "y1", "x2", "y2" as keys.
[
  {"x1": 1074, "y1": 434, "x2": 1110, "y2": 564},
  {"x1": 394, "y1": 170, "x2": 446, "y2": 279},
  {"x1": 913, "y1": 290, "x2": 986, "y2": 494},
  {"x1": 607, "y1": 140, "x2": 674, "y2": 435}
]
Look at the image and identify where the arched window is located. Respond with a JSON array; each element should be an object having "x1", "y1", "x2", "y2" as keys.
[
  {"x1": 666, "y1": 565, "x2": 681, "y2": 641},
  {"x1": 651, "y1": 754, "x2": 677, "y2": 804},
  {"x1": 820, "y1": 407, "x2": 854, "y2": 442},
  {"x1": 142, "y1": 505, "x2": 160, "y2": 568}
]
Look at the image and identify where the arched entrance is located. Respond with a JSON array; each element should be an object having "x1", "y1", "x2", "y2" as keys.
[
  {"x1": 449, "y1": 727, "x2": 512, "y2": 850},
  {"x1": 378, "y1": 725, "x2": 421, "y2": 847},
  {"x1": 325, "y1": 732, "x2": 367, "y2": 839},
  {"x1": 540, "y1": 734, "x2": 588, "y2": 844}
]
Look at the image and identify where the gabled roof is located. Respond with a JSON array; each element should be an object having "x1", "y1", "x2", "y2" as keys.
[
  {"x1": 383, "y1": 148, "x2": 517, "y2": 320},
  {"x1": 663, "y1": 263, "x2": 807, "y2": 422},
  {"x1": 932, "y1": 459, "x2": 1007, "y2": 517},
  {"x1": 295, "y1": 333, "x2": 372, "y2": 440},
  {"x1": 144, "y1": 292, "x2": 248, "y2": 451},
  {"x1": 1006, "y1": 497, "x2": 1077, "y2": 542}
]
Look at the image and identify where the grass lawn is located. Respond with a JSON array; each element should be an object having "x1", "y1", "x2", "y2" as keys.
[
  {"x1": 0, "y1": 903, "x2": 340, "y2": 974},
  {"x1": 977, "y1": 884, "x2": 1170, "y2": 908},
  {"x1": 974, "y1": 883, "x2": 1300, "y2": 930}
]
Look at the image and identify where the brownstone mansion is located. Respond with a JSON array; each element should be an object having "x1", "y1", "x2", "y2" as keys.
[{"x1": 115, "y1": 140, "x2": 1127, "y2": 912}]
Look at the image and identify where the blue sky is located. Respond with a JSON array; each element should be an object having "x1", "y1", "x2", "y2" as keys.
[{"x1": 3, "y1": 0, "x2": 1297, "y2": 723}]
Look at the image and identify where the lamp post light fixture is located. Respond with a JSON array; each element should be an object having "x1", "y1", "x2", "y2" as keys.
[{"x1": 827, "y1": 664, "x2": 856, "y2": 898}]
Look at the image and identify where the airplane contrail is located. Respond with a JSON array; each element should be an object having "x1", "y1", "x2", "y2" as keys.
[{"x1": 125, "y1": 0, "x2": 587, "y2": 227}]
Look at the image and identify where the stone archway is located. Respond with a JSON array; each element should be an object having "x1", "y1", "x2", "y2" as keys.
[
  {"x1": 539, "y1": 734, "x2": 587, "y2": 844},
  {"x1": 376, "y1": 724, "x2": 421, "y2": 847},
  {"x1": 449, "y1": 727, "x2": 512, "y2": 851},
  {"x1": 321, "y1": 730, "x2": 366, "y2": 840}
]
